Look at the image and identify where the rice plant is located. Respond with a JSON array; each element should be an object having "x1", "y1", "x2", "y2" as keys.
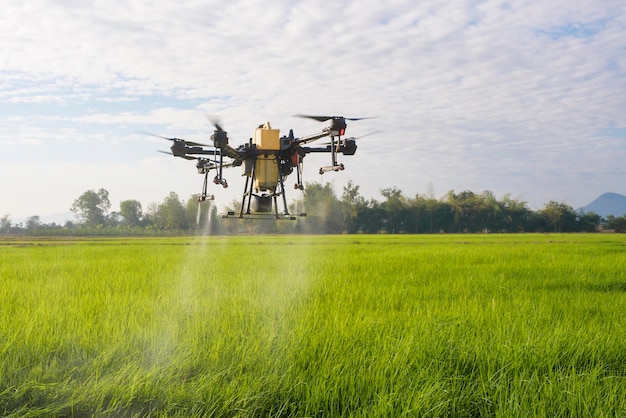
[{"x1": 0, "y1": 234, "x2": 624, "y2": 416}]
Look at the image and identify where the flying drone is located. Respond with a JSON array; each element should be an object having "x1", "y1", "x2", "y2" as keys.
[{"x1": 154, "y1": 115, "x2": 370, "y2": 219}]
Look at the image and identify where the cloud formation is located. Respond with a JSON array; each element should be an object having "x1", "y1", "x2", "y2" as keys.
[{"x1": 1, "y1": 0, "x2": 625, "y2": 220}]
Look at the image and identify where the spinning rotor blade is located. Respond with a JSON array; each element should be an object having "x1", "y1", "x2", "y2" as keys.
[
  {"x1": 141, "y1": 131, "x2": 209, "y2": 147},
  {"x1": 206, "y1": 115, "x2": 226, "y2": 133},
  {"x1": 158, "y1": 150, "x2": 197, "y2": 160},
  {"x1": 294, "y1": 114, "x2": 376, "y2": 122},
  {"x1": 182, "y1": 139, "x2": 210, "y2": 147},
  {"x1": 321, "y1": 131, "x2": 382, "y2": 144},
  {"x1": 140, "y1": 131, "x2": 171, "y2": 140},
  {"x1": 352, "y1": 130, "x2": 381, "y2": 139},
  {"x1": 159, "y1": 150, "x2": 224, "y2": 163},
  {"x1": 294, "y1": 114, "x2": 334, "y2": 122},
  {"x1": 346, "y1": 117, "x2": 376, "y2": 121},
  {"x1": 205, "y1": 116, "x2": 241, "y2": 159}
]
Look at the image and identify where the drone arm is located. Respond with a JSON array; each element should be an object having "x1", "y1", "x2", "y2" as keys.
[
  {"x1": 300, "y1": 143, "x2": 357, "y2": 155},
  {"x1": 292, "y1": 131, "x2": 331, "y2": 147},
  {"x1": 300, "y1": 146, "x2": 332, "y2": 154},
  {"x1": 220, "y1": 143, "x2": 241, "y2": 160},
  {"x1": 185, "y1": 148, "x2": 221, "y2": 157}
]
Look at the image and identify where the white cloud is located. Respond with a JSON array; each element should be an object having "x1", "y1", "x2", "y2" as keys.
[{"x1": 1, "y1": 0, "x2": 625, "y2": 219}]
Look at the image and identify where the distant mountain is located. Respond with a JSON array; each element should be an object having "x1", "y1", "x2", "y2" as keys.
[{"x1": 581, "y1": 193, "x2": 626, "y2": 217}]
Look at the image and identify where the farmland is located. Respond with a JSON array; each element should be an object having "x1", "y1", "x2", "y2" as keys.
[{"x1": 1, "y1": 234, "x2": 625, "y2": 416}]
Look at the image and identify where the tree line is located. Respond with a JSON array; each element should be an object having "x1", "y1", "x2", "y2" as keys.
[{"x1": 2, "y1": 182, "x2": 626, "y2": 236}]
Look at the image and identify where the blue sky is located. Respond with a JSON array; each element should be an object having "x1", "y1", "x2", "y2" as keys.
[{"x1": 2, "y1": 0, "x2": 625, "y2": 223}]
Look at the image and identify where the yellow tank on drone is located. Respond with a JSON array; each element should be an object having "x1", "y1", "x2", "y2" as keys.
[
  {"x1": 254, "y1": 122, "x2": 280, "y2": 150},
  {"x1": 252, "y1": 122, "x2": 280, "y2": 191},
  {"x1": 253, "y1": 155, "x2": 277, "y2": 191}
]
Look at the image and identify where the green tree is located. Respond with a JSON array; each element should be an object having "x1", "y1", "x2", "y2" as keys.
[
  {"x1": 1, "y1": 215, "x2": 11, "y2": 234},
  {"x1": 185, "y1": 195, "x2": 223, "y2": 234},
  {"x1": 445, "y1": 190, "x2": 475, "y2": 232},
  {"x1": 500, "y1": 194, "x2": 530, "y2": 232},
  {"x1": 208, "y1": 204, "x2": 221, "y2": 235},
  {"x1": 409, "y1": 194, "x2": 454, "y2": 233},
  {"x1": 302, "y1": 182, "x2": 344, "y2": 234},
  {"x1": 142, "y1": 202, "x2": 159, "y2": 228},
  {"x1": 478, "y1": 190, "x2": 502, "y2": 232},
  {"x1": 360, "y1": 199, "x2": 385, "y2": 233},
  {"x1": 576, "y1": 211, "x2": 601, "y2": 232},
  {"x1": 410, "y1": 194, "x2": 434, "y2": 233},
  {"x1": 106, "y1": 212, "x2": 121, "y2": 227},
  {"x1": 156, "y1": 192, "x2": 188, "y2": 230},
  {"x1": 446, "y1": 190, "x2": 526, "y2": 232},
  {"x1": 25, "y1": 216, "x2": 41, "y2": 232},
  {"x1": 539, "y1": 201, "x2": 577, "y2": 232},
  {"x1": 380, "y1": 187, "x2": 407, "y2": 233},
  {"x1": 605, "y1": 215, "x2": 626, "y2": 232},
  {"x1": 71, "y1": 188, "x2": 111, "y2": 226},
  {"x1": 186, "y1": 195, "x2": 204, "y2": 229},
  {"x1": 119, "y1": 200, "x2": 143, "y2": 227},
  {"x1": 341, "y1": 181, "x2": 368, "y2": 233}
]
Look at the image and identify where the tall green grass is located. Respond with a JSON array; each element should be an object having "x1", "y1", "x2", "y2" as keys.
[{"x1": 1, "y1": 235, "x2": 625, "y2": 416}]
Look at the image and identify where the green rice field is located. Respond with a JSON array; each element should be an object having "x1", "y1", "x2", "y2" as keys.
[{"x1": 1, "y1": 234, "x2": 625, "y2": 417}]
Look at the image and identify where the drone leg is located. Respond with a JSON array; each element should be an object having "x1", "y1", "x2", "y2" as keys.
[
  {"x1": 200, "y1": 172, "x2": 209, "y2": 202},
  {"x1": 278, "y1": 173, "x2": 289, "y2": 216},
  {"x1": 211, "y1": 152, "x2": 229, "y2": 188},
  {"x1": 330, "y1": 135, "x2": 337, "y2": 167},
  {"x1": 218, "y1": 153, "x2": 223, "y2": 181},
  {"x1": 245, "y1": 159, "x2": 257, "y2": 215},
  {"x1": 316, "y1": 134, "x2": 346, "y2": 174},
  {"x1": 239, "y1": 175, "x2": 250, "y2": 218},
  {"x1": 273, "y1": 194, "x2": 280, "y2": 219},
  {"x1": 294, "y1": 158, "x2": 304, "y2": 190},
  {"x1": 273, "y1": 155, "x2": 290, "y2": 216}
]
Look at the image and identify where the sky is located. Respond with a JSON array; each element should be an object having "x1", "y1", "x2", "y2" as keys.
[{"x1": 2, "y1": 0, "x2": 625, "y2": 224}]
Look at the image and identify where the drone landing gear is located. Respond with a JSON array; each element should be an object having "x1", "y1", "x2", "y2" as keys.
[
  {"x1": 293, "y1": 155, "x2": 305, "y2": 190},
  {"x1": 319, "y1": 163, "x2": 345, "y2": 174},
  {"x1": 316, "y1": 133, "x2": 347, "y2": 175},
  {"x1": 199, "y1": 172, "x2": 217, "y2": 202},
  {"x1": 213, "y1": 176, "x2": 228, "y2": 188},
  {"x1": 225, "y1": 155, "x2": 303, "y2": 220},
  {"x1": 224, "y1": 193, "x2": 299, "y2": 220},
  {"x1": 237, "y1": 189, "x2": 292, "y2": 220}
]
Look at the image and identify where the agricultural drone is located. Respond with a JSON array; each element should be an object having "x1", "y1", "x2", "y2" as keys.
[{"x1": 154, "y1": 115, "x2": 370, "y2": 219}]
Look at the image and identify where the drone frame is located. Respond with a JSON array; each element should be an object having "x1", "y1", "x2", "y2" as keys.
[{"x1": 155, "y1": 115, "x2": 368, "y2": 220}]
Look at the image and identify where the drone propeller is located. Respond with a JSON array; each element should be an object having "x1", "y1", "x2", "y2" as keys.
[
  {"x1": 205, "y1": 116, "x2": 230, "y2": 149},
  {"x1": 294, "y1": 114, "x2": 376, "y2": 122},
  {"x1": 158, "y1": 150, "x2": 198, "y2": 161},
  {"x1": 320, "y1": 131, "x2": 381, "y2": 146},
  {"x1": 294, "y1": 115, "x2": 376, "y2": 138},
  {"x1": 158, "y1": 151, "x2": 226, "y2": 165},
  {"x1": 206, "y1": 115, "x2": 227, "y2": 133},
  {"x1": 141, "y1": 131, "x2": 209, "y2": 147}
]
